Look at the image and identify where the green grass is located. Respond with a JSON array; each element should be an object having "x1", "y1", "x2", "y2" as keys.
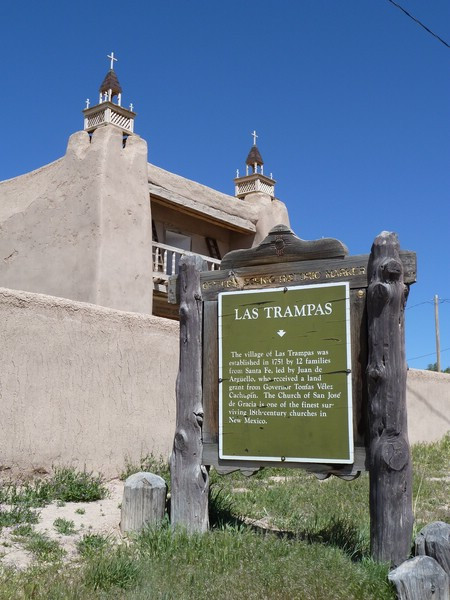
[
  {"x1": 23, "y1": 532, "x2": 65, "y2": 563},
  {"x1": 11, "y1": 524, "x2": 34, "y2": 539},
  {"x1": 0, "y1": 506, "x2": 39, "y2": 529},
  {"x1": 83, "y1": 546, "x2": 141, "y2": 592},
  {"x1": 0, "y1": 436, "x2": 447, "y2": 599},
  {"x1": 77, "y1": 533, "x2": 111, "y2": 557},
  {"x1": 46, "y1": 467, "x2": 107, "y2": 503},
  {"x1": 0, "y1": 467, "x2": 107, "y2": 531},
  {"x1": 412, "y1": 434, "x2": 450, "y2": 533},
  {"x1": 53, "y1": 518, "x2": 76, "y2": 535},
  {"x1": 0, "y1": 467, "x2": 107, "y2": 533},
  {"x1": 120, "y1": 454, "x2": 170, "y2": 485},
  {"x1": 0, "y1": 479, "x2": 53, "y2": 509}
]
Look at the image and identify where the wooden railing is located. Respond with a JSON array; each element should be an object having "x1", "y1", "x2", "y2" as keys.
[{"x1": 152, "y1": 242, "x2": 221, "y2": 283}]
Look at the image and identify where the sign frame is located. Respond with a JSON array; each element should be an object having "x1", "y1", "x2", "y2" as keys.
[{"x1": 218, "y1": 282, "x2": 354, "y2": 464}]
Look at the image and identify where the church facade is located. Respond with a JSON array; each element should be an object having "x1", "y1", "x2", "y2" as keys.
[
  {"x1": 0, "y1": 56, "x2": 291, "y2": 476},
  {"x1": 2, "y1": 57, "x2": 444, "y2": 478},
  {"x1": 0, "y1": 57, "x2": 289, "y2": 318}
]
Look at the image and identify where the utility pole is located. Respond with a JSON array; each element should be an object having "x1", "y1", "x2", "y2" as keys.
[{"x1": 434, "y1": 295, "x2": 441, "y2": 372}]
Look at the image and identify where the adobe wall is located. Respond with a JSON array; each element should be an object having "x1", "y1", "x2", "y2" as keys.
[
  {"x1": 0, "y1": 126, "x2": 290, "y2": 316},
  {"x1": 244, "y1": 191, "x2": 291, "y2": 245},
  {"x1": 0, "y1": 287, "x2": 178, "y2": 479},
  {"x1": 0, "y1": 127, "x2": 153, "y2": 314},
  {"x1": 406, "y1": 368, "x2": 450, "y2": 443},
  {"x1": 0, "y1": 288, "x2": 447, "y2": 479}
]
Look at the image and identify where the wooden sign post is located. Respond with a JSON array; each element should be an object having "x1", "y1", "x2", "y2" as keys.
[
  {"x1": 367, "y1": 231, "x2": 414, "y2": 565},
  {"x1": 169, "y1": 225, "x2": 416, "y2": 566}
]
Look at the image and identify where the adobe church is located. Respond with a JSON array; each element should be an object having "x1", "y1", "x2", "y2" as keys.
[
  {"x1": 0, "y1": 55, "x2": 291, "y2": 477},
  {"x1": 0, "y1": 53, "x2": 289, "y2": 320},
  {"x1": 1, "y1": 56, "x2": 446, "y2": 478}
]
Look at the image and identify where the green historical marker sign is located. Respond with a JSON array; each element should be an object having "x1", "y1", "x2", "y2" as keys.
[{"x1": 218, "y1": 282, "x2": 353, "y2": 463}]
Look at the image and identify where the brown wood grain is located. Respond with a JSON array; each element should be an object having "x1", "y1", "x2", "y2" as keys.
[
  {"x1": 202, "y1": 441, "x2": 367, "y2": 477},
  {"x1": 367, "y1": 232, "x2": 413, "y2": 566},
  {"x1": 170, "y1": 255, "x2": 209, "y2": 533},
  {"x1": 220, "y1": 224, "x2": 349, "y2": 269},
  {"x1": 350, "y1": 288, "x2": 368, "y2": 447},
  {"x1": 389, "y1": 556, "x2": 449, "y2": 600},
  {"x1": 168, "y1": 252, "x2": 417, "y2": 304}
]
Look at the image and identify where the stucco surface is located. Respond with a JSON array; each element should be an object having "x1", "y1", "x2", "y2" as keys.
[
  {"x1": 244, "y1": 191, "x2": 291, "y2": 245},
  {"x1": 0, "y1": 288, "x2": 178, "y2": 478},
  {"x1": 0, "y1": 125, "x2": 290, "y2": 315},
  {"x1": 0, "y1": 127, "x2": 153, "y2": 314},
  {"x1": 406, "y1": 368, "x2": 450, "y2": 443}
]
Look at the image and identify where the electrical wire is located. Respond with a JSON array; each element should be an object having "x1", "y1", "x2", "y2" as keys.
[
  {"x1": 406, "y1": 301, "x2": 433, "y2": 310},
  {"x1": 406, "y1": 298, "x2": 450, "y2": 310},
  {"x1": 386, "y1": 0, "x2": 450, "y2": 49},
  {"x1": 407, "y1": 347, "x2": 450, "y2": 362}
]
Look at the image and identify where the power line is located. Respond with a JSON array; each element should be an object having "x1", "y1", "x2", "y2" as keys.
[
  {"x1": 407, "y1": 346, "x2": 450, "y2": 362},
  {"x1": 406, "y1": 301, "x2": 433, "y2": 310},
  {"x1": 406, "y1": 298, "x2": 450, "y2": 310},
  {"x1": 386, "y1": 0, "x2": 450, "y2": 49}
]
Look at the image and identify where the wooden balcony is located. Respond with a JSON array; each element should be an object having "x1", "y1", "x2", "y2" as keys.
[{"x1": 152, "y1": 242, "x2": 221, "y2": 319}]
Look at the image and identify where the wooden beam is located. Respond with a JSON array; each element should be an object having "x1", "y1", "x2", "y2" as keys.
[
  {"x1": 150, "y1": 189, "x2": 256, "y2": 234},
  {"x1": 168, "y1": 251, "x2": 417, "y2": 304},
  {"x1": 202, "y1": 441, "x2": 367, "y2": 477}
]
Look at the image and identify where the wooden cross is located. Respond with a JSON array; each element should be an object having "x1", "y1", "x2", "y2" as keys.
[
  {"x1": 107, "y1": 52, "x2": 118, "y2": 70},
  {"x1": 251, "y1": 130, "x2": 258, "y2": 146}
]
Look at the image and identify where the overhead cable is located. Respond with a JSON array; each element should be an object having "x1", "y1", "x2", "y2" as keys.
[
  {"x1": 386, "y1": 0, "x2": 450, "y2": 49},
  {"x1": 407, "y1": 347, "x2": 450, "y2": 362}
]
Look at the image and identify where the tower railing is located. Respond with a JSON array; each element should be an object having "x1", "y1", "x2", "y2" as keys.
[
  {"x1": 83, "y1": 101, "x2": 135, "y2": 134},
  {"x1": 152, "y1": 242, "x2": 221, "y2": 284}
]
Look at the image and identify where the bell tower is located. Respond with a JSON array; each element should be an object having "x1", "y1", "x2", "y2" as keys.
[
  {"x1": 234, "y1": 131, "x2": 276, "y2": 199},
  {"x1": 82, "y1": 52, "x2": 136, "y2": 136}
]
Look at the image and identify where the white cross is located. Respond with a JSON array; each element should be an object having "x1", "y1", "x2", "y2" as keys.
[
  {"x1": 129, "y1": 103, "x2": 134, "y2": 111},
  {"x1": 107, "y1": 52, "x2": 117, "y2": 70},
  {"x1": 251, "y1": 130, "x2": 258, "y2": 145},
  {"x1": 85, "y1": 99, "x2": 90, "y2": 109}
]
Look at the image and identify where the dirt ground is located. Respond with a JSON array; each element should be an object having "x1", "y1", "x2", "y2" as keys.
[{"x1": 0, "y1": 479, "x2": 125, "y2": 570}]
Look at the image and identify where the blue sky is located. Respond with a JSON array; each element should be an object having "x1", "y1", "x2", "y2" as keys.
[{"x1": 1, "y1": 0, "x2": 449, "y2": 369}]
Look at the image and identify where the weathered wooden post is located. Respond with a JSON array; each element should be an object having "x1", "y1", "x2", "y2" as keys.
[
  {"x1": 416, "y1": 521, "x2": 450, "y2": 576},
  {"x1": 120, "y1": 472, "x2": 167, "y2": 534},
  {"x1": 389, "y1": 556, "x2": 449, "y2": 600},
  {"x1": 170, "y1": 255, "x2": 209, "y2": 533},
  {"x1": 367, "y1": 231, "x2": 413, "y2": 566}
]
